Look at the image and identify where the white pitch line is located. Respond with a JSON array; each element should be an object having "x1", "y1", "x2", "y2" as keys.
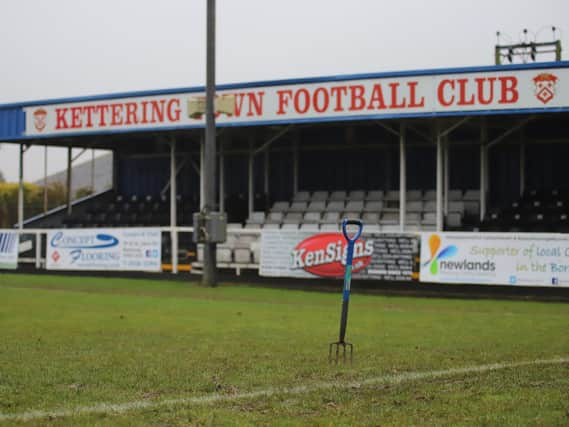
[{"x1": 1, "y1": 356, "x2": 567, "y2": 423}]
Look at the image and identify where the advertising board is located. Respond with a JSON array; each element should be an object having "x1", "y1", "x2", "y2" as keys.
[
  {"x1": 0, "y1": 231, "x2": 19, "y2": 269},
  {"x1": 260, "y1": 230, "x2": 419, "y2": 281},
  {"x1": 46, "y1": 228, "x2": 161, "y2": 272},
  {"x1": 25, "y1": 66, "x2": 569, "y2": 137},
  {"x1": 420, "y1": 232, "x2": 569, "y2": 287}
]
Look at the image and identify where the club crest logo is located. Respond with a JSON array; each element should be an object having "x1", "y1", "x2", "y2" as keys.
[
  {"x1": 533, "y1": 73, "x2": 558, "y2": 104},
  {"x1": 33, "y1": 108, "x2": 48, "y2": 132}
]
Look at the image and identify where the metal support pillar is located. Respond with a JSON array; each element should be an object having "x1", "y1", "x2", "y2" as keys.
[
  {"x1": 66, "y1": 147, "x2": 72, "y2": 215},
  {"x1": 480, "y1": 121, "x2": 488, "y2": 222},
  {"x1": 112, "y1": 149, "x2": 119, "y2": 192},
  {"x1": 399, "y1": 123, "x2": 406, "y2": 232},
  {"x1": 384, "y1": 146, "x2": 392, "y2": 190},
  {"x1": 170, "y1": 139, "x2": 178, "y2": 274},
  {"x1": 293, "y1": 137, "x2": 299, "y2": 195},
  {"x1": 200, "y1": 135, "x2": 205, "y2": 210},
  {"x1": 219, "y1": 141, "x2": 225, "y2": 213},
  {"x1": 436, "y1": 126, "x2": 443, "y2": 231},
  {"x1": 91, "y1": 149, "x2": 95, "y2": 193},
  {"x1": 248, "y1": 138, "x2": 254, "y2": 216},
  {"x1": 444, "y1": 135, "x2": 449, "y2": 216},
  {"x1": 18, "y1": 145, "x2": 24, "y2": 230},
  {"x1": 35, "y1": 233, "x2": 41, "y2": 269},
  {"x1": 202, "y1": 0, "x2": 217, "y2": 286},
  {"x1": 43, "y1": 145, "x2": 48, "y2": 213},
  {"x1": 264, "y1": 149, "x2": 269, "y2": 196},
  {"x1": 520, "y1": 130, "x2": 526, "y2": 197}
]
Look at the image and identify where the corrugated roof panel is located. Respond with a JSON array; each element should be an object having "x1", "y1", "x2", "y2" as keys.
[{"x1": 0, "y1": 107, "x2": 25, "y2": 140}]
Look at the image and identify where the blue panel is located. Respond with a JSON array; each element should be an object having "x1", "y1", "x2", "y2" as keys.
[
  {"x1": 0, "y1": 107, "x2": 25, "y2": 140},
  {"x1": 118, "y1": 157, "x2": 169, "y2": 196}
]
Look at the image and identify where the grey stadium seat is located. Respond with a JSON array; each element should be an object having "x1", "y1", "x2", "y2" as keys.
[
  {"x1": 345, "y1": 200, "x2": 364, "y2": 212},
  {"x1": 446, "y1": 212, "x2": 462, "y2": 228},
  {"x1": 271, "y1": 201, "x2": 289, "y2": 212},
  {"x1": 348, "y1": 190, "x2": 366, "y2": 200},
  {"x1": 463, "y1": 189, "x2": 480, "y2": 200},
  {"x1": 246, "y1": 211, "x2": 265, "y2": 225},
  {"x1": 306, "y1": 201, "x2": 326, "y2": 212},
  {"x1": 293, "y1": 191, "x2": 310, "y2": 201},
  {"x1": 244, "y1": 223, "x2": 261, "y2": 230},
  {"x1": 362, "y1": 212, "x2": 380, "y2": 223},
  {"x1": 227, "y1": 222, "x2": 243, "y2": 230},
  {"x1": 406, "y1": 201, "x2": 423, "y2": 212},
  {"x1": 423, "y1": 201, "x2": 437, "y2": 212},
  {"x1": 406, "y1": 190, "x2": 423, "y2": 201},
  {"x1": 329, "y1": 190, "x2": 347, "y2": 201},
  {"x1": 380, "y1": 212, "x2": 399, "y2": 225},
  {"x1": 281, "y1": 223, "x2": 299, "y2": 230},
  {"x1": 263, "y1": 223, "x2": 280, "y2": 229},
  {"x1": 321, "y1": 211, "x2": 340, "y2": 224},
  {"x1": 423, "y1": 190, "x2": 436, "y2": 201},
  {"x1": 448, "y1": 201, "x2": 465, "y2": 213},
  {"x1": 265, "y1": 212, "x2": 284, "y2": 224},
  {"x1": 288, "y1": 201, "x2": 308, "y2": 212},
  {"x1": 320, "y1": 223, "x2": 340, "y2": 232},
  {"x1": 311, "y1": 191, "x2": 329, "y2": 201},
  {"x1": 216, "y1": 246, "x2": 232, "y2": 263},
  {"x1": 363, "y1": 200, "x2": 383, "y2": 213},
  {"x1": 327, "y1": 201, "x2": 345, "y2": 212},
  {"x1": 299, "y1": 223, "x2": 319, "y2": 231},
  {"x1": 448, "y1": 189, "x2": 463, "y2": 201},
  {"x1": 422, "y1": 212, "x2": 436, "y2": 226},
  {"x1": 364, "y1": 224, "x2": 381, "y2": 233},
  {"x1": 283, "y1": 212, "x2": 303, "y2": 223},
  {"x1": 342, "y1": 211, "x2": 361, "y2": 220},
  {"x1": 303, "y1": 212, "x2": 321, "y2": 224},
  {"x1": 366, "y1": 190, "x2": 383, "y2": 201},
  {"x1": 384, "y1": 190, "x2": 400, "y2": 201},
  {"x1": 234, "y1": 247, "x2": 252, "y2": 263},
  {"x1": 405, "y1": 212, "x2": 421, "y2": 225}
]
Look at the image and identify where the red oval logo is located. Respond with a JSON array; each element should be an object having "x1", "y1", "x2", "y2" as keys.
[{"x1": 292, "y1": 233, "x2": 373, "y2": 278}]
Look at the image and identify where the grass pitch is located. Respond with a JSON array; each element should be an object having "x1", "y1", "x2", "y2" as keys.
[{"x1": 0, "y1": 273, "x2": 568, "y2": 426}]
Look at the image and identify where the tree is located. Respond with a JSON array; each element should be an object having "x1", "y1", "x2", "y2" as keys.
[
  {"x1": 75, "y1": 187, "x2": 94, "y2": 199},
  {"x1": 0, "y1": 143, "x2": 4, "y2": 182},
  {"x1": 0, "y1": 182, "x2": 67, "y2": 227}
]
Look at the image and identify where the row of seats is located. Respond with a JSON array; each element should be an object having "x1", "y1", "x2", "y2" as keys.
[
  {"x1": 63, "y1": 193, "x2": 198, "y2": 228},
  {"x1": 270, "y1": 200, "x2": 473, "y2": 215},
  {"x1": 279, "y1": 189, "x2": 482, "y2": 227},
  {"x1": 482, "y1": 211, "x2": 569, "y2": 233},
  {"x1": 522, "y1": 188, "x2": 569, "y2": 203},
  {"x1": 481, "y1": 189, "x2": 569, "y2": 232},
  {"x1": 292, "y1": 189, "x2": 481, "y2": 202},
  {"x1": 244, "y1": 210, "x2": 451, "y2": 230}
]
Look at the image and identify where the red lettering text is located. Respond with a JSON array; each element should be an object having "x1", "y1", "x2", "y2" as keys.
[
  {"x1": 499, "y1": 76, "x2": 518, "y2": 104},
  {"x1": 313, "y1": 87, "x2": 329, "y2": 113},
  {"x1": 55, "y1": 108, "x2": 68, "y2": 129},
  {"x1": 330, "y1": 86, "x2": 348, "y2": 111},
  {"x1": 294, "y1": 88, "x2": 310, "y2": 114},
  {"x1": 389, "y1": 83, "x2": 406, "y2": 108},
  {"x1": 349, "y1": 85, "x2": 365, "y2": 111},
  {"x1": 276, "y1": 89, "x2": 293, "y2": 115},
  {"x1": 437, "y1": 79, "x2": 455, "y2": 107}
]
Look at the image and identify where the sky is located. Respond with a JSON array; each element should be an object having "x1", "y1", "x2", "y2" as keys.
[{"x1": 0, "y1": 0, "x2": 568, "y2": 182}]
